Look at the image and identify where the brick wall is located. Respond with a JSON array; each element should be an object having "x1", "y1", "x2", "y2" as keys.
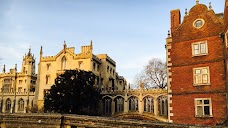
[{"x1": 168, "y1": 2, "x2": 227, "y2": 125}]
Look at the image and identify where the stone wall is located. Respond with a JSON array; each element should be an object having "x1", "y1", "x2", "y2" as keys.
[{"x1": 0, "y1": 113, "x2": 225, "y2": 128}]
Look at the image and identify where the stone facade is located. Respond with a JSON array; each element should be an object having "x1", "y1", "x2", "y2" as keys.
[
  {"x1": 0, "y1": 48, "x2": 37, "y2": 113},
  {"x1": 101, "y1": 84, "x2": 168, "y2": 122},
  {"x1": 166, "y1": 0, "x2": 228, "y2": 125},
  {"x1": 35, "y1": 41, "x2": 127, "y2": 109}
]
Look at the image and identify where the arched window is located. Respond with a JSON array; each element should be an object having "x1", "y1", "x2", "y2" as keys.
[
  {"x1": 61, "y1": 56, "x2": 67, "y2": 70},
  {"x1": 18, "y1": 98, "x2": 24, "y2": 112},
  {"x1": 143, "y1": 96, "x2": 154, "y2": 113},
  {"x1": 128, "y1": 96, "x2": 138, "y2": 112},
  {"x1": 102, "y1": 97, "x2": 112, "y2": 115},
  {"x1": 114, "y1": 97, "x2": 124, "y2": 113},
  {"x1": 5, "y1": 98, "x2": 11, "y2": 112},
  {"x1": 158, "y1": 96, "x2": 168, "y2": 116}
]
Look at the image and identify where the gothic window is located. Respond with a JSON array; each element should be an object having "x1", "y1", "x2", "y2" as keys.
[
  {"x1": 193, "y1": 67, "x2": 210, "y2": 85},
  {"x1": 158, "y1": 96, "x2": 168, "y2": 116},
  {"x1": 195, "y1": 98, "x2": 212, "y2": 117},
  {"x1": 3, "y1": 78, "x2": 11, "y2": 93},
  {"x1": 78, "y1": 61, "x2": 83, "y2": 69},
  {"x1": 143, "y1": 96, "x2": 154, "y2": 113},
  {"x1": 5, "y1": 98, "x2": 11, "y2": 112},
  {"x1": 47, "y1": 63, "x2": 51, "y2": 71},
  {"x1": 128, "y1": 96, "x2": 138, "y2": 112},
  {"x1": 102, "y1": 97, "x2": 112, "y2": 115},
  {"x1": 114, "y1": 97, "x2": 124, "y2": 113},
  {"x1": 18, "y1": 98, "x2": 24, "y2": 112},
  {"x1": 61, "y1": 56, "x2": 67, "y2": 70},
  {"x1": 46, "y1": 75, "x2": 50, "y2": 84}
]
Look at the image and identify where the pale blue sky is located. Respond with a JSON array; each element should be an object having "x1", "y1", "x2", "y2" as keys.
[{"x1": 0, "y1": 0, "x2": 224, "y2": 84}]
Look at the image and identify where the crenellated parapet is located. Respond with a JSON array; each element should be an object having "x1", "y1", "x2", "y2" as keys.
[{"x1": 97, "y1": 54, "x2": 116, "y2": 66}]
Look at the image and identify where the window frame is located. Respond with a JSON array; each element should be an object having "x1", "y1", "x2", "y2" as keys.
[
  {"x1": 193, "y1": 19, "x2": 205, "y2": 29},
  {"x1": 192, "y1": 41, "x2": 208, "y2": 57},
  {"x1": 46, "y1": 75, "x2": 50, "y2": 85},
  {"x1": 194, "y1": 98, "x2": 213, "y2": 117},
  {"x1": 193, "y1": 67, "x2": 210, "y2": 86},
  {"x1": 46, "y1": 63, "x2": 51, "y2": 71}
]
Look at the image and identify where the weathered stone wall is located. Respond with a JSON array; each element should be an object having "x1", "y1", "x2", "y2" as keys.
[
  {"x1": 0, "y1": 113, "x2": 62, "y2": 128},
  {"x1": 0, "y1": 113, "x2": 226, "y2": 128}
]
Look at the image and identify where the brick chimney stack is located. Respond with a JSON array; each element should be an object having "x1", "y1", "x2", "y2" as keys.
[
  {"x1": 170, "y1": 9, "x2": 181, "y2": 33},
  {"x1": 224, "y1": 0, "x2": 228, "y2": 31}
]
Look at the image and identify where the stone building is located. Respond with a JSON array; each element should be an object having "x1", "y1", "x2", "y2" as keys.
[
  {"x1": 0, "y1": 49, "x2": 37, "y2": 113},
  {"x1": 166, "y1": 0, "x2": 228, "y2": 125},
  {"x1": 101, "y1": 83, "x2": 168, "y2": 122},
  {"x1": 35, "y1": 41, "x2": 127, "y2": 109}
]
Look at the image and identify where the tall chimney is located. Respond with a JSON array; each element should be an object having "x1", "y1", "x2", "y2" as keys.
[{"x1": 170, "y1": 9, "x2": 181, "y2": 33}]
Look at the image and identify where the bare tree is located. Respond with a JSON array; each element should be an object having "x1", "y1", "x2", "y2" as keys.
[{"x1": 134, "y1": 58, "x2": 167, "y2": 89}]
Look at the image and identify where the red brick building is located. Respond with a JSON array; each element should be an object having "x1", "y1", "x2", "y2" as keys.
[{"x1": 166, "y1": 0, "x2": 228, "y2": 125}]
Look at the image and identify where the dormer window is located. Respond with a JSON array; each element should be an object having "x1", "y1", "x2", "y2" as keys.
[{"x1": 193, "y1": 19, "x2": 204, "y2": 29}]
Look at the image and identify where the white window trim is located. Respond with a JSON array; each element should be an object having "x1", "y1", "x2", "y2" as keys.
[
  {"x1": 194, "y1": 98, "x2": 213, "y2": 117},
  {"x1": 193, "y1": 66, "x2": 210, "y2": 86},
  {"x1": 192, "y1": 41, "x2": 208, "y2": 57}
]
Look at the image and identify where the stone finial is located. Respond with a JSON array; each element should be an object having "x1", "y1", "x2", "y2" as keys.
[
  {"x1": 90, "y1": 40, "x2": 93, "y2": 50},
  {"x1": 196, "y1": 0, "x2": 199, "y2": 5},
  {"x1": 140, "y1": 81, "x2": 144, "y2": 89},
  {"x1": 209, "y1": 2, "x2": 212, "y2": 10},
  {"x1": 185, "y1": 9, "x2": 188, "y2": 15},
  {"x1": 40, "y1": 46, "x2": 43, "y2": 55},
  {"x1": 2, "y1": 64, "x2": 5, "y2": 73},
  {"x1": 168, "y1": 30, "x2": 170, "y2": 37},
  {"x1": 28, "y1": 46, "x2": 31, "y2": 56},
  {"x1": 63, "y1": 40, "x2": 67, "y2": 50},
  {"x1": 15, "y1": 64, "x2": 17, "y2": 71}
]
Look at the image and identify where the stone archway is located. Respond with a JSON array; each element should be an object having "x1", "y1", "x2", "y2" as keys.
[
  {"x1": 114, "y1": 96, "x2": 124, "y2": 113},
  {"x1": 102, "y1": 97, "x2": 112, "y2": 115}
]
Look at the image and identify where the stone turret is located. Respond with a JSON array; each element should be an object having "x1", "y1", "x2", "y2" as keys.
[{"x1": 22, "y1": 48, "x2": 36, "y2": 76}]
